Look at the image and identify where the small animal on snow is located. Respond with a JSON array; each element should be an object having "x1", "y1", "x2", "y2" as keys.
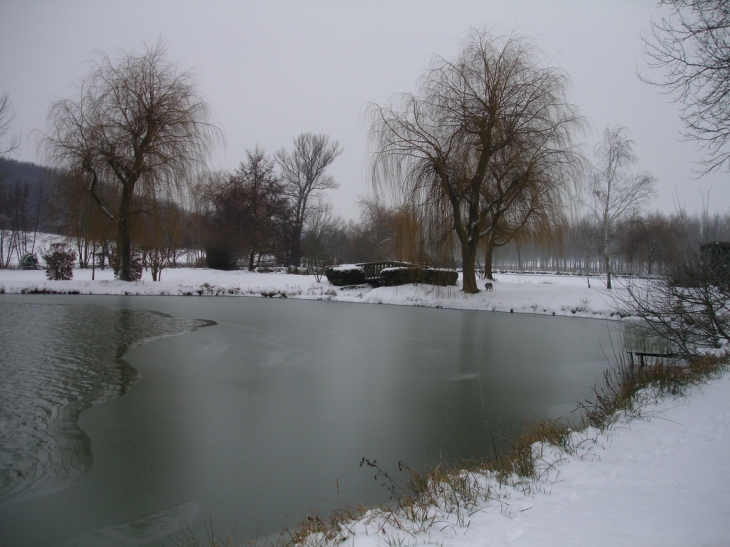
[{"x1": 484, "y1": 282, "x2": 493, "y2": 292}]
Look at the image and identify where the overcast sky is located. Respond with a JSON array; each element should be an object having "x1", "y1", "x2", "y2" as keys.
[{"x1": 1, "y1": 0, "x2": 728, "y2": 220}]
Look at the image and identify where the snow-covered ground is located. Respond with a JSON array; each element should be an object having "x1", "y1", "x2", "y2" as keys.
[
  {"x1": 0, "y1": 265, "x2": 621, "y2": 319},
  {"x1": 2, "y1": 260, "x2": 728, "y2": 546},
  {"x1": 341, "y1": 374, "x2": 730, "y2": 547}
]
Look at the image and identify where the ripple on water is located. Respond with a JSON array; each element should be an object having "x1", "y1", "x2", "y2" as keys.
[{"x1": 0, "y1": 302, "x2": 211, "y2": 506}]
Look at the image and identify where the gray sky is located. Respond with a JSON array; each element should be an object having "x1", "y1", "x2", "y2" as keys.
[{"x1": 1, "y1": 0, "x2": 728, "y2": 220}]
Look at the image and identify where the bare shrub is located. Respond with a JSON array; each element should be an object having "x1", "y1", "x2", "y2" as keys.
[
  {"x1": 42, "y1": 242, "x2": 76, "y2": 280},
  {"x1": 618, "y1": 250, "x2": 730, "y2": 353}
]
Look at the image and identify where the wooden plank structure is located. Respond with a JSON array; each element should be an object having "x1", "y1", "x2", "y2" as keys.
[
  {"x1": 355, "y1": 261, "x2": 422, "y2": 284},
  {"x1": 626, "y1": 351, "x2": 683, "y2": 368}
]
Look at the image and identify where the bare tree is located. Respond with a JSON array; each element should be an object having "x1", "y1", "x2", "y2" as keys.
[
  {"x1": 43, "y1": 41, "x2": 220, "y2": 280},
  {"x1": 0, "y1": 180, "x2": 32, "y2": 268},
  {"x1": 571, "y1": 214, "x2": 601, "y2": 286},
  {"x1": 201, "y1": 151, "x2": 286, "y2": 271},
  {"x1": 0, "y1": 93, "x2": 20, "y2": 156},
  {"x1": 618, "y1": 247, "x2": 730, "y2": 353},
  {"x1": 232, "y1": 148, "x2": 286, "y2": 271},
  {"x1": 0, "y1": 93, "x2": 21, "y2": 248},
  {"x1": 368, "y1": 29, "x2": 584, "y2": 293},
  {"x1": 480, "y1": 139, "x2": 576, "y2": 280},
  {"x1": 276, "y1": 133, "x2": 342, "y2": 267},
  {"x1": 652, "y1": 211, "x2": 730, "y2": 349},
  {"x1": 0, "y1": 178, "x2": 49, "y2": 268},
  {"x1": 619, "y1": 212, "x2": 685, "y2": 275},
  {"x1": 55, "y1": 171, "x2": 116, "y2": 274},
  {"x1": 137, "y1": 198, "x2": 187, "y2": 281},
  {"x1": 642, "y1": 0, "x2": 730, "y2": 174},
  {"x1": 357, "y1": 195, "x2": 398, "y2": 261},
  {"x1": 300, "y1": 200, "x2": 343, "y2": 279},
  {"x1": 588, "y1": 126, "x2": 656, "y2": 289},
  {"x1": 189, "y1": 169, "x2": 227, "y2": 266}
]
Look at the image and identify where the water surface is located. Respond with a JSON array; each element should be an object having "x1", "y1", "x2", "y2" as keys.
[{"x1": 0, "y1": 294, "x2": 618, "y2": 546}]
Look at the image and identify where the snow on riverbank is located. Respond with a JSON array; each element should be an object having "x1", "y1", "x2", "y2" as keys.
[
  {"x1": 341, "y1": 373, "x2": 730, "y2": 547},
  {"x1": 0, "y1": 266, "x2": 621, "y2": 319}
]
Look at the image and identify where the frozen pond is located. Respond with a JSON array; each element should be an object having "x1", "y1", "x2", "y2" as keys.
[{"x1": 0, "y1": 294, "x2": 618, "y2": 546}]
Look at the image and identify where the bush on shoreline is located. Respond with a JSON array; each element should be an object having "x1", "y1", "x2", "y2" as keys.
[{"x1": 42, "y1": 243, "x2": 76, "y2": 281}]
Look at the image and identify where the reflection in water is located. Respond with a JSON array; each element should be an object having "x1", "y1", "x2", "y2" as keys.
[{"x1": 0, "y1": 303, "x2": 211, "y2": 506}]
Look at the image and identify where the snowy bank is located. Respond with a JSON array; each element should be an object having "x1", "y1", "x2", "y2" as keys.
[
  {"x1": 307, "y1": 372, "x2": 730, "y2": 547},
  {"x1": 0, "y1": 267, "x2": 621, "y2": 319}
]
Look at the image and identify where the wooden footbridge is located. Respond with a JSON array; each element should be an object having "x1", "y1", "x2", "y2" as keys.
[
  {"x1": 355, "y1": 261, "x2": 422, "y2": 284},
  {"x1": 327, "y1": 261, "x2": 457, "y2": 287}
]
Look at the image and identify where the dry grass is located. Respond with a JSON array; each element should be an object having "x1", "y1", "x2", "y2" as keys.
[{"x1": 578, "y1": 352, "x2": 729, "y2": 428}]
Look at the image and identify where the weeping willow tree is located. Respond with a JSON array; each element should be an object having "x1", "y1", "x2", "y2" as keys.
[
  {"x1": 480, "y1": 136, "x2": 579, "y2": 279},
  {"x1": 385, "y1": 199, "x2": 455, "y2": 267},
  {"x1": 368, "y1": 29, "x2": 584, "y2": 293},
  {"x1": 44, "y1": 41, "x2": 220, "y2": 281}
]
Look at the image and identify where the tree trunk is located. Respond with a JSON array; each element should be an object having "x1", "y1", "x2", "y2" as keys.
[
  {"x1": 603, "y1": 235, "x2": 612, "y2": 289},
  {"x1": 118, "y1": 184, "x2": 134, "y2": 281},
  {"x1": 248, "y1": 247, "x2": 256, "y2": 272},
  {"x1": 602, "y1": 217, "x2": 612, "y2": 290},
  {"x1": 290, "y1": 233, "x2": 302, "y2": 268},
  {"x1": 460, "y1": 242, "x2": 480, "y2": 294},
  {"x1": 91, "y1": 239, "x2": 97, "y2": 281},
  {"x1": 484, "y1": 242, "x2": 495, "y2": 281}
]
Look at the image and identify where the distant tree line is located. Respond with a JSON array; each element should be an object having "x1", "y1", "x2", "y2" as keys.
[
  {"x1": 3, "y1": 153, "x2": 730, "y2": 287},
  {"x1": 488, "y1": 209, "x2": 730, "y2": 279}
]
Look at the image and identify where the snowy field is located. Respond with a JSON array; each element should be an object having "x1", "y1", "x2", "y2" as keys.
[
  {"x1": 0, "y1": 265, "x2": 621, "y2": 320},
  {"x1": 1, "y1": 259, "x2": 728, "y2": 546}
]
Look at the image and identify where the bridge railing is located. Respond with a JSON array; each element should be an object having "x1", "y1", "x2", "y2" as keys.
[{"x1": 355, "y1": 261, "x2": 427, "y2": 282}]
